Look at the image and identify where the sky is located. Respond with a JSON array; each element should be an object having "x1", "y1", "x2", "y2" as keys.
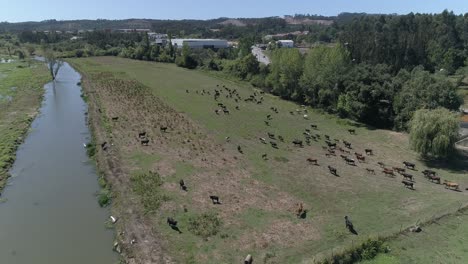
[{"x1": 2, "y1": 0, "x2": 468, "y2": 22}]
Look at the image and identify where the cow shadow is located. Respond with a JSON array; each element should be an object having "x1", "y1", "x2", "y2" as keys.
[
  {"x1": 348, "y1": 227, "x2": 358, "y2": 235},
  {"x1": 170, "y1": 225, "x2": 182, "y2": 234}
]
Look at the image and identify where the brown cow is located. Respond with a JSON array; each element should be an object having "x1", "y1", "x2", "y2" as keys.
[
  {"x1": 443, "y1": 180, "x2": 459, "y2": 191},
  {"x1": 307, "y1": 158, "x2": 318, "y2": 165},
  {"x1": 356, "y1": 155, "x2": 365, "y2": 162},
  {"x1": 382, "y1": 168, "x2": 395, "y2": 177}
]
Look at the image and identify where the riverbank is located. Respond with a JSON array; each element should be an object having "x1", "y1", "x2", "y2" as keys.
[{"x1": 0, "y1": 58, "x2": 50, "y2": 192}]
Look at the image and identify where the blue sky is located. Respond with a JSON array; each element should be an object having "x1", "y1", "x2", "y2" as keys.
[{"x1": 2, "y1": 0, "x2": 468, "y2": 22}]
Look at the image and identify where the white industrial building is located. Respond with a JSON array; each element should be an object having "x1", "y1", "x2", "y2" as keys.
[
  {"x1": 171, "y1": 39, "x2": 228, "y2": 49},
  {"x1": 277, "y1": 40, "x2": 294, "y2": 48}
]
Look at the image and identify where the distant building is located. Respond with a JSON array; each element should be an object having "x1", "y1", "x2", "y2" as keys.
[
  {"x1": 277, "y1": 40, "x2": 294, "y2": 48},
  {"x1": 171, "y1": 39, "x2": 228, "y2": 49},
  {"x1": 115, "y1": 29, "x2": 151, "y2": 33},
  {"x1": 148, "y1": 33, "x2": 168, "y2": 46}
]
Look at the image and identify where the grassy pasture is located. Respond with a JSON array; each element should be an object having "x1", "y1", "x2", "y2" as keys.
[
  {"x1": 0, "y1": 57, "x2": 49, "y2": 191},
  {"x1": 70, "y1": 56, "x2": 468, "y2": 263}
]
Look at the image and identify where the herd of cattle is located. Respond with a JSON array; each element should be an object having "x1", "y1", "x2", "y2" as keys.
[
  {"x1": 129, "y1": 83, "x2": 464, "y2": 258},
  {"x1": 192, "y1": 84, "x2": 464, "y2": 194}
]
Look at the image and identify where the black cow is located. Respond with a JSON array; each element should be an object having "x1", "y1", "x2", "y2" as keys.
[
  {"x1": 209, "y1": 195, "x2": 221, "y2": 204},
  {"x1": 179, "y1": 180, "x2": 187, "y2": 191},
  {"x1": 345, "y1": 216, "x2": 358, "y2": 235},
  {"x1": 403, "y1": 161, "x2": 416, "y2": 170},
  {"x1": 140, "y1": 138, "x2": 149, "y2": 146},
  {"x1": 293, "y1": 139, "x2": 303, "y2": 147},
  {"x1": 402, "y1": 180, "x2": 415, "y2": 190}
]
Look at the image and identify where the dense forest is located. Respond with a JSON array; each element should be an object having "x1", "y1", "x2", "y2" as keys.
[{"x1": 2, "y1": 11, "x2": 467, "y2": 156}]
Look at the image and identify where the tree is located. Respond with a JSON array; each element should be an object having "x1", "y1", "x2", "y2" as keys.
[
  {"x1": 393, "y1": 67, "x2": 462, "y2": 130},
  {"x1": 409, "y1": 108, "x2": 459, "y2": 158},
  {"x1": 300, "y1": 44, "x2": 350, "y2": 108},
  {"x1": 43, "y1": 49, "x2": 63, "y2": 80},
  {"x1": 267, "y1": 48, "x2": 303, "y2": 98},
  {"x1": 175, "y1": 43, "x2": 197, "y2": 69}
]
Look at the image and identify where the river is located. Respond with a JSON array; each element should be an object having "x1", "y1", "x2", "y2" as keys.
[{"x1": 0, "y1": 62, "x2": 117, "y2": 263}]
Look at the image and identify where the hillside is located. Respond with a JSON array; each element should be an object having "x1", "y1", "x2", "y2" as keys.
[{"x1": 69, "y1": 56, "x2": 468, "y2": 264}]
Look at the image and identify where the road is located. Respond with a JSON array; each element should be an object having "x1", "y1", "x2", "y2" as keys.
[{"x1": 251, "y1": 46, "x2": 270, "y2": 65}]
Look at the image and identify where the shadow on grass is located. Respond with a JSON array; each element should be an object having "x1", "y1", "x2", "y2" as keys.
[{"x1": 419, "y1": 154, "x2": 468, "y2": 174}]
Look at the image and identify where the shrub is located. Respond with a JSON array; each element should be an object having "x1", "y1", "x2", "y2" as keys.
[
  {"x1": 131, "y1": 171, "x2": 167, "y2": 213},
  {"x1": 188, "y1": 212, "x2": 222, "y2": 239}
]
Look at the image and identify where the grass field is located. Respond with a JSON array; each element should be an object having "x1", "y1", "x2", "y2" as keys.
[
  {"x1": 70, "y1": 56, "x2": 468, "y2": 264},
  {"x1": 0, "y1": 57, "x2": 50, "y2": 191}
]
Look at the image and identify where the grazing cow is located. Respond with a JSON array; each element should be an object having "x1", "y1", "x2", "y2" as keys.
[
  {"x1": 237, "y1": 146, "x2": 243, "y2": 154},
  {"x1": 392, "y1": 167, "x2": 406, "y2": 174},
  {"x1": 366, "y1": 168, "x2": 375, "y2": 174},
  {"x1": 326, "y1": 141, "x2": 337, "y2": 149},
  {"x1": 244, "y1": 254, "x2": 253, "y2": 264},
  {"x1": 310, "y1": 124, "x2": 318, "y2": 129},
  {"x1": 322, "y1": 146, "x2": 328, "y2": 150},
  {"x1": 345, "y1": 216, "x2": 357, "y2": 235},
  {"x1": 402, "y1": 180, "x2": 415, "y2": 190},
  {"x1": 209, "y1": 195, "x2": 221, "y2": 204},
  {"x1": 140, "y1": 138, "x2": 149, "y2": 146},
  {"x1": 356, "y1": 155, "x2": 365, "y2": 162},
  {"x1": 235, "y1": 106, "x2": 240, "y2": 110},
  {"x1": 267, "y1": 114, "x2": 272, "y2": 120},
  {"x1": 382, "y1": 168, "x2": 395, "y2": 176},
  {"x1": 328, "y1": 149, "x2": 336, "y2": 156},
  {"x1": 289, "y1": 111, "x2": 294, "y2": 115},
  {"x1": 348, "y1": 129, "x2": 356, "y2": 134},
  {"x1": 328, "y1": 166, "x2": 337, "y2": 176},
  {"x1": 223, "y1": 109, "x2": 230, "y2": 115},
  {"x1": 270, "y1": 141, "x2": 278, "y2": 149},
  {"x1": 340, "y1": 154, "x2": 348, "y2": 160},
  {"x1": 186, "y1": 89, "x2": 189, "y2": 93},
  {"x1": 160, "y1": 126, "x2": 168, "y2": 133},
  {"x1": 403, "y1": 161, "x2": 416, "y2": 170},
  {"x1": 101, "y1": 141, "x2": 108, "y2": 151},
  {"x1": 278, "y1": 135, "x2": 284, "y2": 142},
  {"x1": 443, "y1": 180, "x2": 459, "y2": 190},
  {"x1": 111, "y1": 116, "x2": 119, "y2": 121},
  {"x1": 179, "y1": 180, "x2": 187, "y2": 191},
  {"x1": 343, "y1": 141, "x2": 352, "y2": 149},
  {"x1": 259, "y1": 137, "x2": 267, "y2": 144},
  {"x1": 365, "y1": 149, "x2": 373, "y2": 155},
  {"x1": 268, "y1": 133, "x2": 275, "y2": 139},
  {"x1": 264, "y1": 121, "x2": 270, "y2": 126},
  {"x1": 428, "y1": 175, "x2": 441, "y2": 184},
  {"x1": 225, "y1": 136, "x2": 231, "y2": 142},
  {"x1": 307, "y1": 158, "x2": 318, "y2": 165},
  {"x1": 377, "y1": 162, "x2": 385, "y2": 168},
  {"x1": 325, "y1": 135, "x2": 330, "y2": 141},
  {"x1": 422, "y1": 170, "x2": 436, "y2": 177},
  {"x1": 402, "y1": 173, "x2": 413, "y2": 182},
  {"x1": 167, "y1": 217, "x2": 178, "y2": 228},
  {"x1": 138, "y1": 132, "x2": 147, "y2": 139},
  {"x1": 345, "y1": 158, "x2": 356, "y2": 166},
  {"x1": 262, "y1": 154, "x2": 268, "y2": 160},
  {"x1": 292, "y1": 139, "x2": 303, "y2": 147},
  {"x1": 295, "y1": 203, "x2": 304, "y2": 218}
]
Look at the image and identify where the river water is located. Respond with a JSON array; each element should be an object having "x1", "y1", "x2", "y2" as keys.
[{"x1": 0, "y1": 62, "x2": 117, "y2": 263}]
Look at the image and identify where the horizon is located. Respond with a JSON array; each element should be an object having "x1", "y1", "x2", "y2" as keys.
[{"x1": 2, "y1": 0, "x2": 468, "y2": 23}]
